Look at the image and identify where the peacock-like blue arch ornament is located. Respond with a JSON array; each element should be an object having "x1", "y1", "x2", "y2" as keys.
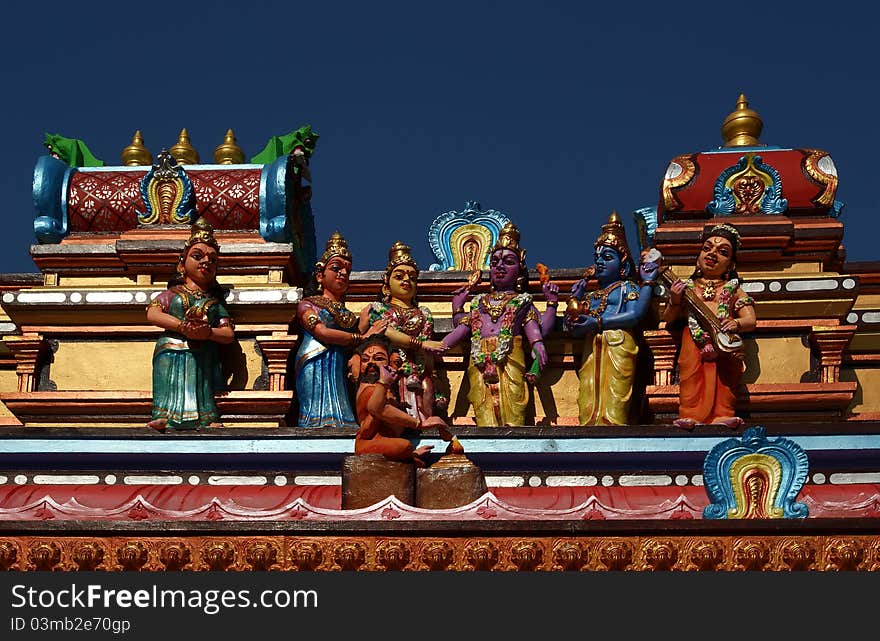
[
  {"x1": 427, "y1": 201, "x2": 510, "y2": 271},
  {"x1": 703, "y1": 426, "x2": 809, "y2": 520},
  {"x1": 706, "y1": 154, "x2": 788, "y2": 216}
]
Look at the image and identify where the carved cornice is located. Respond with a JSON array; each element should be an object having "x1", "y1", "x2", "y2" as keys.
[{"x1": 0, "y1": 535, "x2": 877, "y2": 571}]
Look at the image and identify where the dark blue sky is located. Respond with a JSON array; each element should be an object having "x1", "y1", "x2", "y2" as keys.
[{"x1": 2, "y1": 1, "x2": 876, "y2": 274}]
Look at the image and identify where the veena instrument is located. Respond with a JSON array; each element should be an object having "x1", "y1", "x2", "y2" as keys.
[{"x1": 658, "y1": 266, "x2": 743, "y2": 355}]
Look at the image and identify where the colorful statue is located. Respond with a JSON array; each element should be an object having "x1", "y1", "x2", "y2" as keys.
[
  {"x1": 43, "y1": 132, "x2": 104, "y2": 167},
  {"x1": 352, "y1": 336, "x2": 453, "y2": 467},
  {"x1": 662, "y1": 223, "x2": 756, "y2": 429},
  {"x1": 146, "y1": 219, "x2": 235, "y2": 431},
  {"x1": 250, "y1": 124, "x2": 319, "y2": 181},
  {"x1": 358, "y1": 241, "x2": 448, "y2": 422},
  {"x1": 295, "y1": 232, "x2": 386, "y2": 428},
  {"x1": 437, "y1": 222, "x2": 559, "y2": 426},
  {"x1": 563, "y1": 212, "x2": 658, "y2": 425}
]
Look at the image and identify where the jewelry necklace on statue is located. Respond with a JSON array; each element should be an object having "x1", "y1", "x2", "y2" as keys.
[
  {"x1": 585, "y1": 281, "x2": 623, "y2": 318},
  {"x1": 305, "y1": 295, "x2": 357, "y2": 329},
  {"x1": 482, "y1": 291, "x2": 516, "y2": 323},
  {"x1": 700, "y1": 279, "x2": 719, "y2": 301}
]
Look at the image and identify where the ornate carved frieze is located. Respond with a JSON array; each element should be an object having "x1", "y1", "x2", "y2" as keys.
[{"x1": 2, "y1": 535, "x2": 877, "y2": 571}]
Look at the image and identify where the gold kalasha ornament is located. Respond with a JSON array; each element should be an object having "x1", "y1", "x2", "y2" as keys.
[
  {"x1": 213, "y1": 129, "x2": 245, "y2": 165},
  {"x1": 721, "y1": 94, "x2": 763, "y2": 147},
  {"x1": 170, "y1": 128, "x2": 200, "y2": 165},
  {"x1": 121, "y1": 130, "x2": 152, "y2": 166}
]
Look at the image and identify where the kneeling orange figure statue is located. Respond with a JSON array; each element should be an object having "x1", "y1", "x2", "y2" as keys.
[{"x1": 352, "y1": 336, "x2": 455, "y2": 467}]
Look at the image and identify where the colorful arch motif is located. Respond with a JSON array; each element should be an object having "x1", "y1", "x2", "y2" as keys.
[{"x1": 703, "y1": 426, "x2": 809, "y2": 520}]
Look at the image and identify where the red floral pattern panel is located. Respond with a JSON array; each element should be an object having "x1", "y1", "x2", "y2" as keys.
[
  {"x1": 191, "y1": 169, "x2": 261, "y2": 230},
  {"x1": 67, "y1": 171, "x2": 146, "y2": 232}
]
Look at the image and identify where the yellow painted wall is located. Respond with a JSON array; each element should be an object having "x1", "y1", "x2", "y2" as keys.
[
  {"x1": 50, "y1": 339, "x2": 266, "y2": 391},
  {"x1": 842, "y1": 367, "x2": 880, "y2": 414},
  {"x1": 741, "y1": 336, "x2": 811, "y2": 384}
]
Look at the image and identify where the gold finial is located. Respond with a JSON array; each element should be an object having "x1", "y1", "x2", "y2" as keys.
[
  {"x1": 721, "y1": 94, "x2": 763, "y2": 147},
  {"x1": 213, "y1": 128, "x2": 245, "y2": 165},
  {"x1": 121, "y1": 130, "x2": 152, "y2": 166},
  {"x1": 386, "y1": 240, "x2": 418, "y2": 272},
  {"x1": 169, "y1": 128, "x2": 200, "y2": 165},
  {"x1": 316, "y1": 231, "x2": 353, "y2": 269}
]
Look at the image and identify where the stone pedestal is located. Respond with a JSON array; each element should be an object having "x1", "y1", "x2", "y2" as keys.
[
  {"x1": 341, "y1": 454, "x2": 415, "y2": 509},
  {"x1": 415, "y1": 455, "x2": 488, "y2": 509}
]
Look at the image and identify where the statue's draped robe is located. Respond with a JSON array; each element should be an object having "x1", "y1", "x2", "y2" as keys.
[
  {"x1": 295, "y1": 307, "x2": 358, "y2": 428},
  {"x1": 150, "y1": 287, "x2": 230, "y2": 429}
]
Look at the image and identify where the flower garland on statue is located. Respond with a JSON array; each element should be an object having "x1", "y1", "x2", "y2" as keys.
[
  {"x1": 685, "y1": 278, "x2": 739, "y2": 348},
  {"x1": 469, "y1": 292, "x2": 531, "y2": 383},
  {"x1": 368, "y1": 301, "x2": 431, "y2": 377}
]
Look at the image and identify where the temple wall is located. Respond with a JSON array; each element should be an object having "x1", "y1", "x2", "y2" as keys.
[{"x1": 741, "y1": 336, "x2": 812, "y2": 385}]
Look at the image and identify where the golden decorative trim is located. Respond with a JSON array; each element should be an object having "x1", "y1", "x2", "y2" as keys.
[
  {"x1": 0, "y1": 535, "x2": 878, "y2": 571},
  {"x1": 803, "y1": 149, "x2": 839, "y2": 208},
  {"x1": 661, "y1": 154, "x2": 697, "y2": 211}
]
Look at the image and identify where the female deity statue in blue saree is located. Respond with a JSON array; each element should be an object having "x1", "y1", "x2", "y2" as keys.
[{"x1": 295, "y1": 232, "x2": 386, "y2": 428}]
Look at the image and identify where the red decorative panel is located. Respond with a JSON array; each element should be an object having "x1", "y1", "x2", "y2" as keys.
[
  {"x1": 659, "y1": 148, "x2": 832, "y2": 220},
  {"x1": 67, "y1": 171, "x2": 146, "y2": 232},
  {"x1": 191, "y1": 169, "x2": 261, "y2": 229}
]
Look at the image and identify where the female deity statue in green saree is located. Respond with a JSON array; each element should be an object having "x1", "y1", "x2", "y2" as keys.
[{"x1": 146, "y1": 219, "x2": 235, "y2": 431}]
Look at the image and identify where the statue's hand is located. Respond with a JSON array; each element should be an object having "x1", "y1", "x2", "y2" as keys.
[
  {"x1": 378, "y1": 364, "x2": 398, "y2": 386},
  {"x1": 422, "y1": 339, "x2": 448, "y2": 354},
  {"x1": 532, "y1": 340, "x2": 549, "y2": 369},
  {"x1": 421, "y1": 415, "x2": 448, "y2": 433},
  {"x1": 364, "y1": 319, "x2": 388, "y2": 338},
  {"x1": 570, "y1": 278, "x2": 587, "y2": 301},
  {"x1": 700, "y1": 343, "x2": 718, "y2": 362},
  {"x1": 568, "y1": 315, "x2": 598, "y2": 334},
  {"x1": 542, "y1": 281, "x2": 559, "y2": 305},
  {"x1": 640, "y1": 261, "x2": 660, "y2": 283},
  {"x1": 720, "y1": 318, "x2": 740, "y2": 333},
  {"x1": 669, "y1": 279, "x2": 686, "y2": 306},
  {"x1": 181, "y1": 320, "x2": 211, "y2": 340},
  {"x1": 451, "y1": 288, "x2": 470, "y2": 312}
]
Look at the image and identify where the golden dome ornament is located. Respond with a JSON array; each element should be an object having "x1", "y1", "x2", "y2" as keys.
[
  {"x1": 721, "y1": 94, "x2": 764, "y2": 147},
  {"x1": 121, "y1": 130, "x2": 152, "y2": 166},
  {"x1": 169, "y1": 128, "x2": 200, "y2": 165},
  {"x1": 213, "y1": 129, "x2": 245, "y2": 165}
]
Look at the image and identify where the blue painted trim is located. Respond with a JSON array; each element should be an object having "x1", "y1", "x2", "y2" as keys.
[
  {"x1": 831, "y1": 200, "x2": 845, "y2": 218},
  {"x1": 32, "y1": 155, "x2": 73, "y2": 243},
  {"x1": 632, "y1": 206, "x2": 657, "y2": 252},
  {"x1": 1, "y1": 434, "x2": 878, "y2": 456},
  {"x1": 704, "y1": 146, "x2": 787, "y2": 154},
  {"x1": 259, "y1": 155, "x2": 290, "y2": 243}
]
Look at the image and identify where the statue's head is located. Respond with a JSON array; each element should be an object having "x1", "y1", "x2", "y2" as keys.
[
  {"x1": 489, "y1": 222, "x2": 528, "y2": 293},
  {"x1": 353, "y1": 335, "x2": 392, "y2": 385},
  {"x1": 293, "y1": 125, "x2": 319, "y2": 158},
  {"x1": 175, "y1": 218, "x2": 221, "y2": 290},
  {"x1": 696, "y1": 223, "x2": 740, "y2": 280},
  {"x1": 381, "y1": 241, "x2": 419, "y2": 305},
  {"x1": 311, "y1": 231, "x2": 352, "y2": 298},
  {"x1": 592, "y1": 212, "x2": 634, "y2": 285}
]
